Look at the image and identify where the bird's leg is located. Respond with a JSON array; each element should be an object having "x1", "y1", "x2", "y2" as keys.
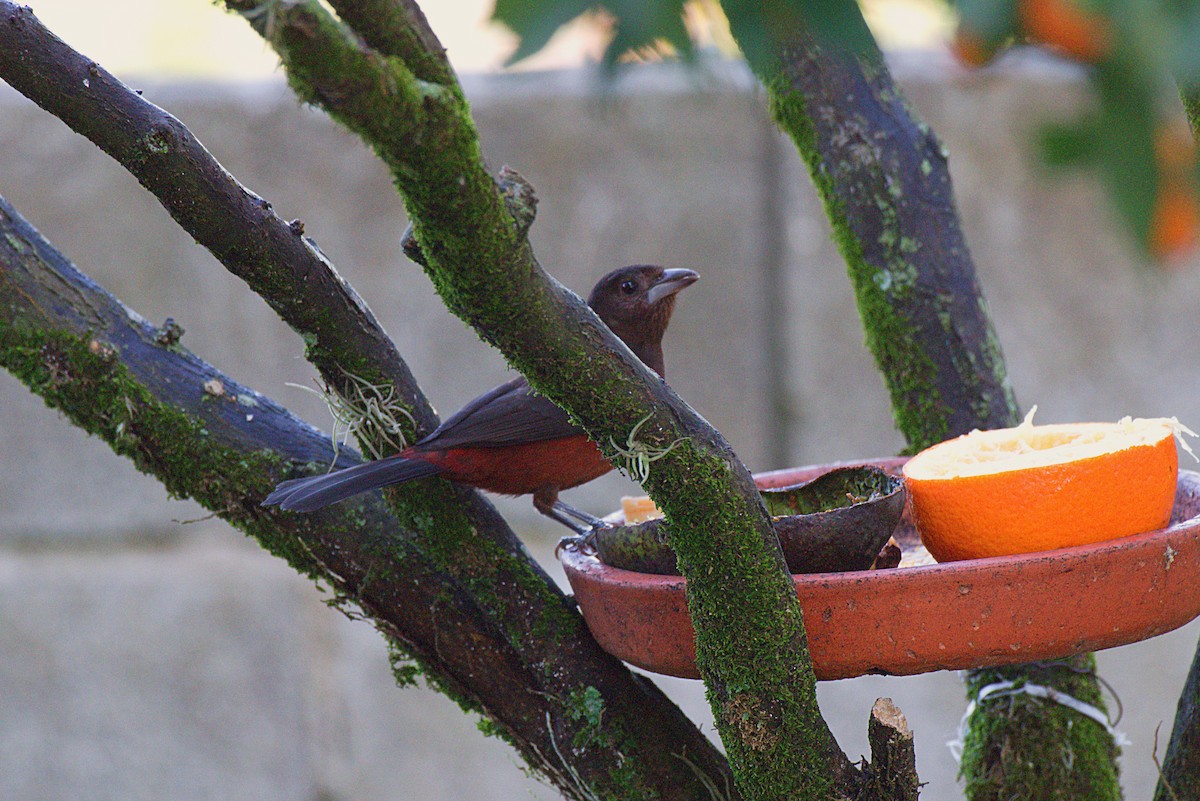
[{"x1": 532, "y1": 487, "x2": 610, "y2": 536}]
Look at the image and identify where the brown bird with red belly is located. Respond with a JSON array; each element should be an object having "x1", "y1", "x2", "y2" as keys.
[{"x1": 262, "y1": 265, "x2": 698, "y2": 531}]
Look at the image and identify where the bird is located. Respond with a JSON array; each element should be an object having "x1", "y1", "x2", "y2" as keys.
[{"x1": 262, "y1": 265, "x2": 698, "y2": 531}]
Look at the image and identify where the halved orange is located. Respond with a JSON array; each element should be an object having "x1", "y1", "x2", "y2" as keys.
[
  {"x1": 621, "y1": 495, "x2": 663, "y2": 525},
  {"x1": 903, "y1": 412, "x2": 1187, "y2": 562}
]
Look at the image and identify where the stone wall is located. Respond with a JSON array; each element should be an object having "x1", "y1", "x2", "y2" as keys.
[{"x1": 2, "y1": 52, "x2": 1199, "y2": 800}]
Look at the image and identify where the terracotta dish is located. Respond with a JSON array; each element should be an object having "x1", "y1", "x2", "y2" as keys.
[{"x1": 561, "y1": 460, "x2": 1200, "y2": 680}]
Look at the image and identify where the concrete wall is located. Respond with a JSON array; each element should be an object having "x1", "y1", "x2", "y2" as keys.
[{"x1": 2, "y1": 52, "x2": 1199, "y2": 800}]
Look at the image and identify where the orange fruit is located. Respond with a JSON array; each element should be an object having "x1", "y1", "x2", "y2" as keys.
[
  {"x1": 903, "y1": 411, "x2": 1186, "y2": 561},
  {"x1": 952, "y1": 28, "x2": 998, "y2": 68},
  {"x1": 1018, "y1": 0, "x2": 1112, "y2": 63},
  {"x1": 1150, "y1": 181, "x2": 1200, "y2": 261},
  {"x1": 621, "y1": 495, "x2": 662, "y2": 524},
  {"x1": 1149, "y1": 124, "x2": 1200, "y2": 261}
]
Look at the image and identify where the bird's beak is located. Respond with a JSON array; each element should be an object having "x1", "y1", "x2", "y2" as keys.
[{"x1": 645, "y1": 268, "x2": 699, "y2": 305}]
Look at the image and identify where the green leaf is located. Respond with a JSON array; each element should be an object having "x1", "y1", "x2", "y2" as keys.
[
  {"x1": 718, "y1": 0, "x2": 879, "y2": 73},
  {"x1": 950, "y1": 0, "x2": 1018, "y2": 61},
  {"x1": 717, "y1": 0, "x2": 781, "y2": 72},
  {"x1": 1037, "y1": 120, "x2": 1099, "y2": 167},
  {"x1": 492, "y1": 0, "x2": 594, "y2": 65},
  {"x1": 605, "y1": 0, "x2": 691, "y2": 65},
  {"x1": 494, "y1": 0, "x2": 878, "y2": 73},
  {"x1": 952, "y1": 0, "x2": 1019, "y2": 41},
  {"x1": 1094, "y1": 61, "x2": 1161, "y2": 255}
]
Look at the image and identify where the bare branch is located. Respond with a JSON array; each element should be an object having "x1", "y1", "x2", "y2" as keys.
[
  {"x1": 864, "y1": 699, "x2": 918, "y2": 801},
  {"x1": 0, "y1": 1, "x2": 430, "y2": 427}
]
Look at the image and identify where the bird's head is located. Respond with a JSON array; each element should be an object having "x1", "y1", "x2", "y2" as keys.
[{"x1": 586, "y1": 265, "x2": 699, "y2": 375}]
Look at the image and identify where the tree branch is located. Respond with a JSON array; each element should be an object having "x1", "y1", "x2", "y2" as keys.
[
  {"x1": 0, "y1": 193, "x2": 737, "y2": 800},
  {"x1": 0, "y1": 192, "x2": 553, "y2": 784},
  {"x1": 221, "y1": 1, "x2": 857, "y2": 797},
  {"x1": 1153, "y1": 76, "x2": 1200, "y2": 801},
  {"x1": 718, "y1": 3, "x2": 1119, "y2": 797},
  {"x1": 325, "y1": 0, "x2": 454, "y2": 84},
  {"x1": 961, "y1": 657, "x2": 1120, "y2": 800},
  {"x1": 865, "y1": 698, "x2": 918, "y2": 801},
  {"x1": 0, "y1": 5, "x2": 738, "y2": 797},
  {"x1": 0, "y1": 2, "x2": 422, "y2": 417},
  {"x1": 1154, "y1": 636, "x2": 1200, "y2": 801},
  {"x1": 763, "y1": 38, "x2": 1018, "y2": 450}
]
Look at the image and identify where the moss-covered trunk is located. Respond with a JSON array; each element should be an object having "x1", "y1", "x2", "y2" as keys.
[
  {"x1": 219, "y1": 3, "x2": 865, "y2": 796},
  {"x1": 717, "y1": 4, "x2": 1122, "y2": 798},
  {"x1": 1152, "y1": 81, "x2": 1200, "y2": 801},
  {"x1": 763, "y1": 40, "x2": 1016, "y2": 447}
]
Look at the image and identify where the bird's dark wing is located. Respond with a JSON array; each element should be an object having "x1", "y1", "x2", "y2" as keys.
[{"x1": 417, "y1": 376, "x2": 583, "y2": 450}]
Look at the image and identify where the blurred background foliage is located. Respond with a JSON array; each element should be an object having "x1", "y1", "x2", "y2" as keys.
[
  {"x1": 24, "y1": 0, "x2": 1199, "y2": 262},
  {"x1": 492, "y1": 0, "x2": 1200, "y2": 263}
]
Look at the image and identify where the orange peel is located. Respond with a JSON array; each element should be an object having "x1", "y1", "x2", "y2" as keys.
[{"x1": 904, "y1": 409, "x2": 1191, "y2": 561}]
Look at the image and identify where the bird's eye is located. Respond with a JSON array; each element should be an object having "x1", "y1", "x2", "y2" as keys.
[{"x1": 620, "y1": 279, "x2": 638, "y2": 294}]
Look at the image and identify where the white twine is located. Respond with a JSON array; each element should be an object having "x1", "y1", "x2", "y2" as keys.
[{"x1": 947, "y1": 679, "x2": 1131, "y2": 763}]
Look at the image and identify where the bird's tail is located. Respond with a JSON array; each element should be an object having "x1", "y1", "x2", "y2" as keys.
[{"x1": 262, "y1": 454, "x2": 442, "y2": 512}]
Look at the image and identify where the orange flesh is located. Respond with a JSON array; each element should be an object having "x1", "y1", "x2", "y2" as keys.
[
  {"x1": 904, "y1": 419, "x2": 1179, "y2": 561},
  {"x1": 904, "y1": 421, "x2": 1175, "y2": 478},
  {"x1": 621, "y1": 495, "x2": 662, "y2": 524}
]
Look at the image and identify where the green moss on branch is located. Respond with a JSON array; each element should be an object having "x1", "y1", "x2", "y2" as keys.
[
  {"x1": 721, "y1": 8, "x2": 1120, "y2": 800},
  {"x1": 961, "y1": 659, "x2": 1121, "y2": 801},
  {"x1": 232, "y1": 2, "x2": 854, "y2": 797},
  {"x1": 0, "y1": 179, "x2": 733, "y2": 798},
  {"x1": 756, "y1": 38, "x2": 1017, "y2": 451}
]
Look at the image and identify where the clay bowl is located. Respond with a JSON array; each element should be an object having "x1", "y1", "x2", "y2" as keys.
[{"x1": 561, "y1": 459, "x2": 1200, "y2": 681}]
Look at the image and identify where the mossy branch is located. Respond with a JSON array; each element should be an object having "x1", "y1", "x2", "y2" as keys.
[
  {"x1": 324, "y1": 0, "x2": 454, "y2": 85},
  {"x1": 1151, "y1": 78, "x2": 1200, "y2": 801},
  {"x1": 0, "y1": 193, "x2": 738, "y2": 800},
  {"x1": 717, "y1": 4, "x2": 1119, "y2": 799},
  {"x1": 0, "y1": 192, "x2": 575, "y2": 788},
  {"x1": 961, "y1": 658, "x2": 1121, "y2": 801},
  {"x1": 758, "y1": 36, "x2": 1019, "y2": 452},
  {"x1": 0, "y1": 5, "x2": 737, "y2": 797},
  {"x1": 0, "y1": 0, "x2": 427, "y2": 426},
  {"x1": 223, "y1": 1, "x2": 859, "y2": 797}
]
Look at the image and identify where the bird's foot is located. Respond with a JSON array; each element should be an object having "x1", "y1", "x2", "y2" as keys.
[{"x1": 533, "y1": 493, "x2": 612, "y2": 537}]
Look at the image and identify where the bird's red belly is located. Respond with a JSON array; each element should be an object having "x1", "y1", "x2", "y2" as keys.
[{"x1": 420, "y1": 435, "x2": 613, "y2": 496}]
